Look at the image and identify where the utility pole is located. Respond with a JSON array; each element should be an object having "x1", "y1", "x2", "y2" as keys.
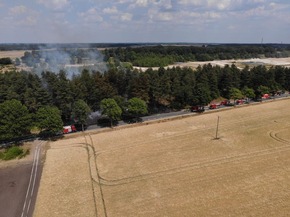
[{"x1": 215, "y1": 116, "x2": 220, "y2": 140}]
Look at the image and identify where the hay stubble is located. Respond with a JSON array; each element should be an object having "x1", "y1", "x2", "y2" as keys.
[{"x1": 34, "y1": 99, "x2": 290, "y2": 217}]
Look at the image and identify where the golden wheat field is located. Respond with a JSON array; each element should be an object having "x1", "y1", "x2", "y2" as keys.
[{"x1": 34, "y1": 98, "x2": 290, "y2": 217}]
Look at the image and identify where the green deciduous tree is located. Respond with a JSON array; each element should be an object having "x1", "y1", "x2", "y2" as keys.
[
  {"x1": 242, "y1": 86, "x2": 255, "y2": 100},
  {"x1": 72, "y1": 99, "x2": 91, "y2": 131},
  {"x1": 229, "y1": 87, "x2": 243, "y2": 99},
  {"x1": 127, "y1": 97, "x2": 148, "y2": 118},
  {"x1": 35, "y1": 106, "x2": 63, "y2": 135},
  {"x1": 229, "y1": 88, "x2": 243, "y2": 104},
  {"x1": 100, "y1": 98, "x2": 122, "y2": 127},
  {"x1": 0, "y1": 99, "x2": 32, "y2": 141}
]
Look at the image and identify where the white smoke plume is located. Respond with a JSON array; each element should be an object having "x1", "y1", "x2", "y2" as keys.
[{"x1": 27, "y1": 45, "x2": 108, "y2": 79}]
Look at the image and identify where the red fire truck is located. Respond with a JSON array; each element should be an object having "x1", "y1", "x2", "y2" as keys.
[{"x1": 63, "y1": 125, "x2": 77, "y2": 134}]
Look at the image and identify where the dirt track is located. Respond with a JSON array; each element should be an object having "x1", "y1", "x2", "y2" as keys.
[{"x1": 34, "y1": 99, "x2": 290, "y2": 217}]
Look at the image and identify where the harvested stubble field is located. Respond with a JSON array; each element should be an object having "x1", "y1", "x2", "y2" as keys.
[{"x1": 34, "y1": 99, "x2": 290, "y2": 217}]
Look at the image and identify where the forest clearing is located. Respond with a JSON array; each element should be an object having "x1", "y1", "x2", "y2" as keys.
[
  {"x1": 0, "y1": 50, "x2": 26, "y2": 60},
  {"x1": 134, "y1": 57, "x2": 290, "y2": 71},
  {"x1": 34, "y1": 98, "x2": 290, "y2": 217}
]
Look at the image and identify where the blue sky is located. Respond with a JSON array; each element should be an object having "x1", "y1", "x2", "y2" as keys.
[{"x1": 0, "y1": 0, "x2": 290, "y2": 43}]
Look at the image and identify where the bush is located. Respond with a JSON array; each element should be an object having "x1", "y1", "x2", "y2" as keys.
[
  {"x1": 19, "y1": 149, "x2": 30, "y2": 159},
  {"x1": 2, "y1": 146, "x2": 24, "y2": 161},
  {"x1": 0, "y1": 57, "x2": 12, "y2": 65}
]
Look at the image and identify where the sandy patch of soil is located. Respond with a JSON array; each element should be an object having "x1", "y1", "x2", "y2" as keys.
[
  {"x1": 134, "y1": 57, "x2": 290, "y2": 71},
  {"x1": 34, "y1": 98, "x2": 290, "y2": 217},
  {"x1": 0, "y1": 50, "x2": 27, "y2": 60},
  {"x1": 0, "y1": 50, "x2": 29, "y2": 73}
]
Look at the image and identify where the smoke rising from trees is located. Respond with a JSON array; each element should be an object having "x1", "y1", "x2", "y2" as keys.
[{"x1": 21, "y1": 46, "x2": 108, "y2": 79}]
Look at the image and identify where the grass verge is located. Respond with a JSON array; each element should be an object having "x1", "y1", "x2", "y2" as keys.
[{"x1": 0, "y1": 146, "x2": 29, "y2": 161}]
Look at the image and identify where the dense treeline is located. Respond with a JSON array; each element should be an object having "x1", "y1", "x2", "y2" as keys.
[
  {"x1": 1, "y1": 64, "x2": 290, "y2": 122},
  {"x1": 0, "y1": 43, "x2": 146, "y2": 51},
  {"x1": 3, "y1": 43, "x2": 290, "y2": 141},
  {"x1": 13, "y1": 44, "x2": 290, "y2": 68},
  {"x1": 1, "y1": 64, "x2": 290, "y2": 142},
  {"x1": 104, "y1": 45, "x2": 290, "y2": 67}
]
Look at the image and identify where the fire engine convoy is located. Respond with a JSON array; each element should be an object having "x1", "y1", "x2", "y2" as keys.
[{"x1": 190, "y1": 92, "x2": 277, "y2": 113}]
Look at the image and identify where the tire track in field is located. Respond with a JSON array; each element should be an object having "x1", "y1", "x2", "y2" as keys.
[
  {"x1": 94, "y1": 114, "x2": 284, "y2": 175},
  {"x1": 84, "y1": 134, "x2": 108, "y2": 217},
  {"x1": 270, "y1": 130, "x2": 290, "y2": 144},
  {"x1": 99, "y1": 134, "x2": 290, "y2": 186},
  {"x1": 94, "y1": 104, "x2": 290, "y2": 186},
  {"x1": 49, "y1": 139, "x2": 106, "y2": 217}
]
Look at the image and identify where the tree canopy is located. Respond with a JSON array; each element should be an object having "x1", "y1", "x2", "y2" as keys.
[
  {"x1": 242, "y1": 87, "x2": 256, "y2": 99},
  {"x1": 35, "y1": 106, "x2": 63, "y2": 136},
  {"x1": 229, "y1": 88, "x2": 244, "y2": 101},
  {"x1": 103, "y1": 44, "x2": 290, "y2": 67},
  {"x1": 72, "y1": 99, "x2": 91, "y2": 131},
  {"x1": 0, "y1": 99, "x2": 32, "y2": 141},
  {"x1": 1, "y1": 45, "x2": 290, "y2": 141},
  {"x1": 100, "y1": 98, "x2": 122, "y2": 127},
  {"x1": 127, "y1": 97, "x2": 148, "y2": 117}
]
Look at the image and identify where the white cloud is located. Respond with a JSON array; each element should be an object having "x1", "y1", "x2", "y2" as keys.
[
  {"x1": 243, "y1": 5, "x2": 266, "y2": 16},
  {"x1": 7, "y1": 5, "x2": 39, "y2": 27},
  {"x1": 153, "y1": 0, "x2": 172, "y2": 10},
  {"x1": 181, "y1": 10, "x2": 222, "y2": 25},
  {"x1": 156, "y1": 12, "x2": 173, "y2": 21},
  {"x1": 37, "y1": 0, "x2": 70, "y2": 10},
  {"x1": 177, "y1": 0, "x2": 244, "y2": 11},
  {"x1": 209, "y1": 0, "x2": 232, "y2": 10},
  {"x1": 136, "y1": 0, "x2": 148, "y2": 7},
  {"x1": 147, "y1": 8, "x2": 174, "y2": 22},
  {"x1": 2, "y1": 0, "x2": 290, "y2": 43},
  {"x1": 129, "y1": 0, "x2": 172, "y2": 9},
  {"x1": 115, "y1": 0, "x2": 132, "y2": 4},
  {"x1": 79, "y1": 8, "x2": 103, "y2": 23},
  {"x1": 121, "y1": 13, "x2": 133, "y2": 21},
  {"x1": 18, "y1": 16, "x2": 38, "y2": 26},
  {"x1": 103, "y1": 6, "x2": 118, "y2": 14},
  {"x1": 178, "y1": 0, "x2": 203, "y2": 6},
  {"x1": 252, "y1": 0, "x2": 265, "y2": 3},
  {"x1": 9, "y1": 5, "x2": 28, "y2": 15}
]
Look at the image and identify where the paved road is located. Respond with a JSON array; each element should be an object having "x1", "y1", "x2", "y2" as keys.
[
  {"x1": 0, "y1": 140, "x2": 44, "y2": 217},
  {"x1": 87, "y1": 93, "x2": 290, "y2": 131}
]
